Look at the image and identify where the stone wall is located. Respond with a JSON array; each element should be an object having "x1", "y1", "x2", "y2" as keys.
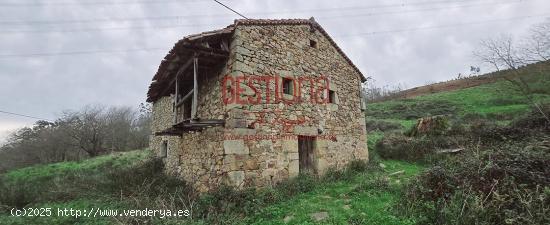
[
  {"x1": 151, "y1": 23, "x2": 368, "y2": 191},
  {"x1": 150, "y1": 96, "x2": 179, "y2": 158},
  {"x1": 220, "y1": 24, "x2": 368, "y2": 187}
]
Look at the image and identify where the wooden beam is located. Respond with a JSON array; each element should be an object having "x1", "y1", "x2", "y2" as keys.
[
  {"x1": 161, "y1": 57, "x2": 194, "y2": 97},
  {"x1": 174, "y1": 73, "x2": 178, "y2": 124},
  {"x1": 192, "y1": 57, "x2": 198, "y2": 119},
  {"x1": 175, "y1": 89, "x2": 193, "y2": 107}
]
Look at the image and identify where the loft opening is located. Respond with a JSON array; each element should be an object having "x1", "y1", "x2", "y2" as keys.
[
  {"x1": 309, "y1": 39, "x2": 317, "y2": 48},
  {"x1": 282, "y1": 77, "x2": 294, "y2": 95},
  {"x1": 160, "y1": 140, "x2": 168, "y2": 158},
  {"x1": 328, "y1": 90, "x2": 336, "y2": 103}
]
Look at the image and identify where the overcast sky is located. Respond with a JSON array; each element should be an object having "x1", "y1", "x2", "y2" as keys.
[{"x1": 0, "y1": 0, "x2": 549, "y2": 143}]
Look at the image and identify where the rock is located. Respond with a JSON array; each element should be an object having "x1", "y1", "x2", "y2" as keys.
[
  {"x1": 343, "y1": 205, "x2": 351, "y2": 210},
  {"x1": 389, "y1": 170, "x2": 405, "y2": 176},
  {"x1": 310, "y1": 211, "x2": 329, "y2": 221},
  {"x1": 283, "y1": 215, "x2": 294, "y2": 223},
  {"x1": 408, "y1": 115, "x2": 449, "y2": 136},
  {"x1": 245, "y1": 159, "x2": 259, "y2": 170},
  {"x1": 379, "y1": 163, "x2": 386, "y2": 168}
]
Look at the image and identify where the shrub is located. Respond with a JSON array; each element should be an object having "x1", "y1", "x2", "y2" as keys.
[
  {"x1": 0, "y1": 179, "x2": 38, "y2": 209},
  {"x1": 376, "y1": 135, "x2": 427, "y2": 161},
  {"x1": 0, "y1": 156, "x2": 191, "y2": 215},
  {"x1": 399, "y1": 144, "x2": 550, "y2": 225},
  {"x1": 276, "y1": 173, "x2": 317, "y2": 196},
  {"x1": 102, "y1": 158, "x2": 187, "y2": 197},
  {"x1": 406, "y1": 116, "x2": 450, "y2": 137},
  {"x1": 487, "y1": 97, "x2": 525, "y2": 106},
  {"x1": 367, "y1": 100, "x2": 459, "y2": 120},
  {"x1": 366, "y1": 119, "x2": 404, "y2": 132},
  {"x1": 350, "y1": 175, "x2": 390, "y2": 195},
  {"x1": 462, "y1": 112, "x2": 486, "y2": 121},
  {"x1": 511, "y1": 103, "x2": 550, "y2": 130}
]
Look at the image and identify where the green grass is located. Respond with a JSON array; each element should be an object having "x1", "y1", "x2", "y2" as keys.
[
  {"x1": 1, "y1": 150, "x2": 423, "y2": 225},
  {"x1": 3, "y1": 66, "x2": 547, "y2": 224},
  {"x1": 2, "y1": 149, "x2": 149, "y2": 184},
  {"x1": 0, "y1": 149, "x2": 153, "y2": 225},
  {"x1": 366, "y1": 70, "x2": 550, "y2": 130},
  {"x1": 242, "y1": 160, "x2": 424, "y2": 225},
  {"x1": 1, "y1": 199, "x2": 125, "y2": 225}
]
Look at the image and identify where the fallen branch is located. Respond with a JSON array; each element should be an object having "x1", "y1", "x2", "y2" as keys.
[{"x1": 436, "y1": 148, "x2": 464, "y2": 154}]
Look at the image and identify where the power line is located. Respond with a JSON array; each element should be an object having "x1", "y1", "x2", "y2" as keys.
[
  {"x1": 317, "y1": 0, "x2": 530, "y2": 20},
  {"x1": 0, "y1": 1, "x2": 536, "y2": 34},
  {"x1": 0, "y1": 0, "x2": 208, "y2": 7},
  {"x1": 0, "y1": 23, "x2": 228, "y2": 34},
  {"x1": 334, "y1": 13, "x2": 550, "y2": 37},
  {"x1": 0, "y1": 47, "x2": 166, "y2": 58},
  {"x1": 0, "y1": 0, "x2": 509, "y2": 8},
  {"x1": 0, "y1": 13, "x2": 548, "y2": 59},
  {"x1": 0, "y1": 0, "x2": 533, "y2": 26},
  {"x1": 212, "y1": 0, "x2": 248, "y2": 19},
  {"x1": 0, "y1": 110, "x2": 53, "y2": 121}
]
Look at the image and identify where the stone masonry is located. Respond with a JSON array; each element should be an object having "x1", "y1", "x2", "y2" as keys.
[{"x1": 149, "y1": 19, "x2": 368, "y2": 192}]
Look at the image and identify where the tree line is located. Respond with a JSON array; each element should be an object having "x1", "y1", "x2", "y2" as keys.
[{"x1": 0, "y1": 104, "x2": 151, "y2": 172}]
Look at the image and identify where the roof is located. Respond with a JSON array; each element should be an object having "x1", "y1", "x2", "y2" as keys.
[{"x1": 147, "y1": 18, "x2": 367, "y2": 102}]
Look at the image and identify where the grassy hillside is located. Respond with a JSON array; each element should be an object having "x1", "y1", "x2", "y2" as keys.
[
  {"x1": 2, "y1": 150, "x2": 149, "y2": 183},
  {"x1": 1, "y1": 66, "x2": 548, "y2": 225},
  {"x1": 365, "y1": 67, "x2": 549, "y2": 224},
  {"x1": 366, "y1": 69, "x2": 550, "y2": 148},
  {"x1": 242, "y1": 160, "x2": 422, "y2": 224},
  {"x1": 0, "y1": 148, "x2": 424, "y2": 224},
  {"x1": 0, "y1": 150, "x2": 152, "y2": 225}
]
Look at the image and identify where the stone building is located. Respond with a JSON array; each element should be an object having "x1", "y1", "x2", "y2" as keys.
[{"x1": 147, "y1": 18, "x2": 368, "y2": 192}]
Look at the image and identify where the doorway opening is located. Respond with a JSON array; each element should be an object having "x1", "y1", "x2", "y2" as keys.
[{"x1": 298, "y1": 136, "x2": 316, "y2": 174}]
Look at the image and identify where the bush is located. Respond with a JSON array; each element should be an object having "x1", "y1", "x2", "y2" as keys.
[
  {"x1": 0, "y1": 156, "x2": 191, "y2": 214},
  {"x1": 350, "y1": 175, "x2": 390, "y2": 194},
  {"x1": 406, "y1": 116, "x2": 450, "y2": 137},
  {"x1": 511, "y1": 103, "x2": 550, "y2": 130},
  {"x1": 487, "y1": 97, "x2": 525, "y2": 106},
  {"x1": 399, "y1": 144, "x2": 550, "y2": 225},
  {"x1": 102, "y1": 158, "x2": 187, "y2": 197},
  {"x1": 376, "y1": 134, "x2": 461, "y2": 162},
  {"x1": 367, "y1": 100, "x2": 459, "y2": 120},
  {"x1": 462, "y1": 112, "x2": 486, "y2": 121},
  {"x1": 366, "y1": 119, "x2": 404, "y2": 132},
  {"x1": 0, "y1": 179, "x2": 38, "y2": 209}
]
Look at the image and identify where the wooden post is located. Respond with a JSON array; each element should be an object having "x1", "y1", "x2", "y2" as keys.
[
  {"x1": 174, "y1": 74, "x2": 178, "y2": 123},
  {"x1": 192, "y1": 57, "x2": 198, "y2": 120}
]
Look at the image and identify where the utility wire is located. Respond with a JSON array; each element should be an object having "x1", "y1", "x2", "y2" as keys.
[
  {"x1": 0, "y1": 0, "x2": 208, "y2": 7},
  {"x1": 0, "y1": 0, "x2": 509, "y2": 8},
  {"x1": 334, "y1": 13, "x2": 550, "y2": 37},
  {"x1": 0, "y1": 110, "x2": 53, "y2": 121},
  {"x1": 0, "y1": 23, "x2": 228, "y2": 34},
  {"x1": 1, "y1": 13, "x2": 548, "y2": 59},
  {"x1": 0, "y1": 1, "x2": 536, "y2": 34},
  {"x1": 0, "y1": 0, "x2": 533, "y2": 26},
  {"x1": 0, "y1": 48, "x2": 166, "y2": 58},
  {"x1": 212, "y1": 0, "x2": 248, "y2": 19}
]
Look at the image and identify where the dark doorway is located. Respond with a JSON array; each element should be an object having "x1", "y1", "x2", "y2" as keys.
[{"x1": 298, "y1": 136, "x2": 315, "y2": 174}]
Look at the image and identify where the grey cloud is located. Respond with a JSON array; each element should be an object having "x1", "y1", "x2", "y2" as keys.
[{"x1": 0, "y1": 0, "x2": 549, "y2": 141}]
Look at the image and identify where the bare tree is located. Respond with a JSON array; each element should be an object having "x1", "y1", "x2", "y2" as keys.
[
  {"x1": 0, "y1": 104, "x2": 152, "y2": 171},
  {"x1": 524, "y1": 18, "x2": 550, "y2": 62},
  {"x1": 474, "y1": 20, "x2": 550, "y2": 124},
  {"x1": 59, "y1": 105, "x2": 107, "y2": 157}
]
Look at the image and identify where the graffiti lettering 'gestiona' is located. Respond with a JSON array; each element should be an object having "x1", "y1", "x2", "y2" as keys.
[{"x1": 221, "y1": 74, "x2": 330, "y2": 105}]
